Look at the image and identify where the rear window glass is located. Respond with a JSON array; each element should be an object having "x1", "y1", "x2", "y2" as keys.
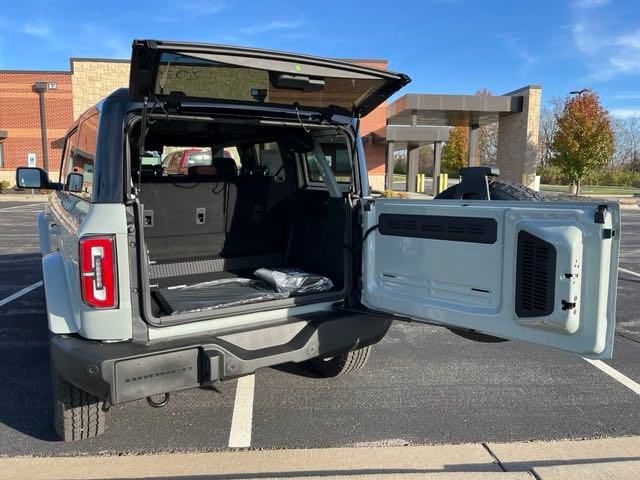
[
  {"x1": 153, "y1": 52, "x2": 387, "y2": 112},
  {"x1": 255, "y1": 142, "x2": 284, "y2": 177},
  {"x1": 186, "y1": 151, "x2": 212, "y2": 166},
  {"x1": 304, "y1": 137, "x2": 352, "y2": 184}
]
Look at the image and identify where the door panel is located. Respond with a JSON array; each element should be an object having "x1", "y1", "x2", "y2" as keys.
[{"x1": 362, "y1": 199, "x2": 620, "y2": 359}]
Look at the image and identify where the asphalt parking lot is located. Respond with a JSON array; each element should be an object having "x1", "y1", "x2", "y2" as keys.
[{"x1": 0, "y1": 199, "x2": 639, "y2": 457}]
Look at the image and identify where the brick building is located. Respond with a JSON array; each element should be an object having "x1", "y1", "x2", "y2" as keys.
[
  {"x1": 0, "y1": 70, "x2": 73, "y2": 184},
  {"x1": 0, "y1": 57, "x2": 390, "y2": 190}
]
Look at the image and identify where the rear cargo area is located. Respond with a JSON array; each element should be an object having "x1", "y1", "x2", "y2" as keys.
[{"x1": 132, "y1": 118, "x2": 352, "y2": 321}]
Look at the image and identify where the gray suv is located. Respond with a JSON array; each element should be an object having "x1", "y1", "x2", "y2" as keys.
[{"x1": 16, "y1": 39, "x2": 620, "y2": 441}]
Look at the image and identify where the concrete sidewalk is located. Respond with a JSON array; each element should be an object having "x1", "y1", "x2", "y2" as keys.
[{"x1": 2, "y1": 436, "x2": 638, "y2": 480}]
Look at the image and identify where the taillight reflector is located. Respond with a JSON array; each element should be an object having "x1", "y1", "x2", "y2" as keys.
[{"x1": 79, "y1": 236, "x2": 117, "y2": 309}]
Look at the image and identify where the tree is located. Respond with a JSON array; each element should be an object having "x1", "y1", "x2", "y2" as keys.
[
  {"x1": 475, "y1": 89, "x2": 498, "y2": 165},
  {"x1": 612, "y1": 114, "x2": 640, "y2": 171},
  {"x1": 538, "y1": 97, "x2": 563, "y2": 169},
  {"x1": 441, "y1": 126, "x2": 468, "y2": 174},
  {"x1": 551, "y1": 91, "x2": 614, "y2": 194}
]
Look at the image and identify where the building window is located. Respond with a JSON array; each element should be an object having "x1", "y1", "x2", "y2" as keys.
[{"x1": 0, "y1": 143, "x2": 4, "y2": 168}]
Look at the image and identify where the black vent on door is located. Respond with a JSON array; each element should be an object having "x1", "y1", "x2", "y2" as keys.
[
  {"x1": 378, "y1": 214, "x2": 497, "y2": 244},
  {"x1": 516, "y1": 231, "x2": 556, "y2": 318}
]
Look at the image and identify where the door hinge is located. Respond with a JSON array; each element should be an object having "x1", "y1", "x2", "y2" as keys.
[
  {"x1": 594, "y1": 204, "x2": 608, "y2": 224},
  {"x1": 603, "y1": 228, "x2": 615, "y2": 239}
]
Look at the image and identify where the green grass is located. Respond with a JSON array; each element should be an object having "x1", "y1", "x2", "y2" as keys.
[
  {"x1": 541, "y1": 184, "x2": 640, "y2": 196},
  {"x1": 393, "y1": 174, "x2": 407, "y2": 182}
]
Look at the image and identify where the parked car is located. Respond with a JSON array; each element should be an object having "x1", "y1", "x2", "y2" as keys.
[
  {"x1": 161, "y1": 148, "x2": 213, "y2": 175},
  {"x1": 16, "y1": 39, "x2": 620, "y2": 441}
]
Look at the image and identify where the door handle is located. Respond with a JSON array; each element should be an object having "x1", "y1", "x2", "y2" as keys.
[{"x1": 50, "y1": 223, "x2": 58, "y2": 228}]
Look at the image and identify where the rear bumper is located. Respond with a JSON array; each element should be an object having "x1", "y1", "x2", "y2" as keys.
[{"x1": 50, "y1": 310, "x2": 392, "y2": 404}]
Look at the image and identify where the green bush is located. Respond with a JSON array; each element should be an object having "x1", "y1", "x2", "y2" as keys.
[
  {"x1": 0, "y1": 180, "x2": 10, "y2": 193},
  {"x1": 393, "y1": 159, "x2": 407, "y2": 175},
  {"x1": 538, "y1": 166, "x2": 640, "y2": 188}
]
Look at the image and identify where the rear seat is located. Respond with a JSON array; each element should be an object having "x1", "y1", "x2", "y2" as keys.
[
  {"x1": 140, "y1": 174, "x2": 231, "y2": 261},
  {"x1": 139, "y1": 156, "x2": 293, "y2": 264}
]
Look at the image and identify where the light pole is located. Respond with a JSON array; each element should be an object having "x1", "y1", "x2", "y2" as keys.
[
  {"x1": 569, "y1": 88, "x2": 591, "y2": 97},
  {"x1": 32, "y1": 81, "x2": 50, "y2": 173}
]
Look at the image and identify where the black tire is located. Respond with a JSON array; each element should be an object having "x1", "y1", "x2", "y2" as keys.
[
  {"x1": 435, "y1": 178, "x2": 546, "y2": 201},
  {"x1": 307, "y1": 346, "x2": 372, "y2": 377},
  {"x1": 53, "y1": 371, "x2": 107, "y2": 441}
]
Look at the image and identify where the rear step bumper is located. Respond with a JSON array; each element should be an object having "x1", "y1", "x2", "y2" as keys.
[{"x1": 50, "y1": 311, "x2": 392, "y2": 405}]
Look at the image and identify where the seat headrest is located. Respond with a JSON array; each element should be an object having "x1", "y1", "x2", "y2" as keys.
[
  {"x1": 259, "y1": 149, "x2": 281, "y2": 174},
  {"x1": 212, "y1": 157, "x2": 237, "y2": 178},
  {"x1": 188, "y1": 165, "x2": 217, "y2": 176},
  {"x1": 140, "y1": 164, "x2": 163, "y2": 177}
]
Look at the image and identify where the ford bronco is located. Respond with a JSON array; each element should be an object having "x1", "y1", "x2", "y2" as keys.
[{"x1": 16, "y1": 40, "x2": 620, "y2": 441}]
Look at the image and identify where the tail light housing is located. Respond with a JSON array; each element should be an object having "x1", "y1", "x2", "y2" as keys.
[{"x1": 80, "y1": 235, "x2": 118, "y2": 309}]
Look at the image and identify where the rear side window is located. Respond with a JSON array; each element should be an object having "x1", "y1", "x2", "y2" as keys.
[
  {"x1": 255, "y1": 142, "x2": 284, "y2": 178},
  {"x1": 60, "y1": 129, "x2": 80, "y2": 187},
  {"x1": 73, "y1": 113, "x2": 99, "y2": 199},
  {"x1": 304, "y1": 136, "x2": 352, "y2": 184}
]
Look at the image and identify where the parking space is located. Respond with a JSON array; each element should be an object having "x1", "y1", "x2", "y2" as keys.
[{"x1": 0, "y1": 201, "x2": 639, "y2": 456}]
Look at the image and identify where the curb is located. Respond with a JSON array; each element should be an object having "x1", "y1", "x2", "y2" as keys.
[{"x1": 1, "y1": 436, "x2": 639, "y2": 480}]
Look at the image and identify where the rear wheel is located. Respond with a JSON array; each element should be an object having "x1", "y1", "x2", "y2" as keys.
[
  {"x1": 435, "y1": 178, "x2": 545, "y2": 201},
  {"x1": 307, "y1": 346, "x2": 372, "y2": 377},
  {"x1": 53, "y1": 370, "x2": 107, "y2": 441}
]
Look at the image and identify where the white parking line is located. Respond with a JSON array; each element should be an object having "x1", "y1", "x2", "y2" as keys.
[
  {"x1": 584, "y1": 358, "x2": 640, "y2": 396},
  {"x1": 0, "y1": 203, "x2": 43, "y2": 211},
  {"x1": 228, "y1": 374, "x2": 255, "y2": 448},
  {"x1": 0, "y1": 281, "x2": 43, "y2": 308},
  {"x1": 619, "y1": 267, "x2": 640, "y2": 279}
]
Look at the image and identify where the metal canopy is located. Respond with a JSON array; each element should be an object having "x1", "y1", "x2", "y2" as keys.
[
  {"x1": 370, "y1": 125, "x2": 449, "y2": 146},
  {"x1": 387, "y1": 93, "x2": 524, "y2": 127}
]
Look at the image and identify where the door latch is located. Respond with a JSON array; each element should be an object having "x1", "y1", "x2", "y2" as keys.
[{"x1": 594, "y1": 205, "x2": 608, "y2": 224}]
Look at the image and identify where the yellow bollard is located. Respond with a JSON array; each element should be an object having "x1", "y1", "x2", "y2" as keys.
[{"x1": 436, "y1": 173, "x2": 448, "y2": 194}]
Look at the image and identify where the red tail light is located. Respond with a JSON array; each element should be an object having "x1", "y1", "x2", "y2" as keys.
[{"x1": 80, "y1": 236, "x2": 118, "y2": 309}]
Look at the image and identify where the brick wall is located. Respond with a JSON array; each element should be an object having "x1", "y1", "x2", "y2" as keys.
[
  {"x1": 353, "y1": 61, "x2": 389, "y2": 190},
  {"x1": 0, "y1": 57, "x2": 391, "y2": 187},
  {"x1": 0, "y1": 71, "x2": 73, "y2": 181}
]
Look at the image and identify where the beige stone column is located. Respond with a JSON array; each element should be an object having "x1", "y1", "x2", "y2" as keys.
[{"x1": 496, "y1": 86, "x2": 542, "y2": 188}]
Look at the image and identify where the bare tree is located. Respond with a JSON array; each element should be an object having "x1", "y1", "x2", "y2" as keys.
[
  {"x1": 612, "y1": 114, "x2": 640, "y2": 171},
  {"x1": 538, "y1": 97, "x2": 563, "y2": 169},
  {"x1": 475, "y1": 89, "x2": 498, "y2": 165}
]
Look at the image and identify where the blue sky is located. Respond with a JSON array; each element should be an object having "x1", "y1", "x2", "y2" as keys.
[{"x1": 1, "y1": 0, "x2": 639, "y2": 116}]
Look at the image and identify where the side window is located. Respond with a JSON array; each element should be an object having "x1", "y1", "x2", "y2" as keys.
[
  {"x1": 60, "y1": 129, "x2": 80, "y2": 188},
  {"x1": 73, "y1": 113, "x2": 99, "y2": 199},
  {"x1": 303, "y1": 136, "x2": 352, "y2": 185},
  {"x1": 161, "y1": 152, "x2": 174, "y2": 169},
  {"x1": 186, "y1": 149, "x2": 212, "y2": 167},
  {"x1": 255, "y1": 142, "x2": 284, "y2": 177},
  {"x1": 170, "y1": 153, "x2": 181, "y2": 171}
]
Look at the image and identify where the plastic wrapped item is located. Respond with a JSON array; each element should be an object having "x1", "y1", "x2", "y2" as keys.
[
  {"x1": 254, "y1": 267, "x2": 334, "y2": 295},
  {"x1": 155, "y1": 278, "x2": 289, "y2": 315}
]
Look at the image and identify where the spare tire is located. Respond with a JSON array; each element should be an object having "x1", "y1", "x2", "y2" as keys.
[
  {"x1": 436, "y1": 177, "x2": 544, "y2": 343},
  {"x1": 435, "y1": 178, "x2": 546, "y2": 201}
]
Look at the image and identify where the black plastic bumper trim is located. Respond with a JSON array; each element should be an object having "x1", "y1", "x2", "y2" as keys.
[{"x1": 50, "y1": 311, "x2": 392, "y2": 405}]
